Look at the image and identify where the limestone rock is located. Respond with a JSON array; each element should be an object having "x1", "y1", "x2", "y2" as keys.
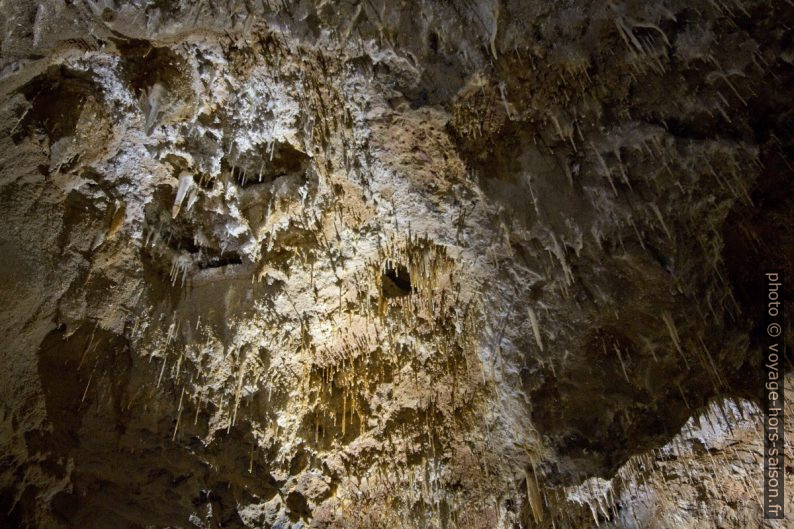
[{"x1": 0, "y1": 1, "x2": 792, "y2": 528}]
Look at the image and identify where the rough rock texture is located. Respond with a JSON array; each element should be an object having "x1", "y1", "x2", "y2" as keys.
[
  {"x1": 561, "y1": 384, "x2": 794, "y2": 528},
  {"x1": 0, "y1": 1, "x2": 792, "y2": 528}
]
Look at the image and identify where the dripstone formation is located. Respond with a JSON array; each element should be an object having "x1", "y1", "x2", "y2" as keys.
[{"x1": 0, "y1": 1, "x2": 792, "y2": 528}]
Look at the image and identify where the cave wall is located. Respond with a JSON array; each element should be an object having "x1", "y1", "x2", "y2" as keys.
[{"x1": 0, "y1": 1, "x2": 792, "y2": 528}]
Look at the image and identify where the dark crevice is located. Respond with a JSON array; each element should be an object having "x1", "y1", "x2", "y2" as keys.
[
  {"x1": 114, "y1": 38, "x2": 190, "y2": 96},
  {"x1": 230, "y1": 142, "x2": 310, "y2": 188},
  {"x1": 12, "y1": 65, "x2": 102, "y2": 144},
  {"x1": 381, "y1": 262, "x2": 412, "y2": 298},
  {"x1": 198, "y1": 254, "x2": 243, "y2": 269}
]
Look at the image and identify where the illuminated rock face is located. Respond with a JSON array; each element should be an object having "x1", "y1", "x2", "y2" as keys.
[{"x1": 0, "y1": 1, "x2": 792, "y2": 528}]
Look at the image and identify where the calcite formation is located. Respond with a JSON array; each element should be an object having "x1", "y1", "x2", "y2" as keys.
[{"x1": 0, "y1": 1, "x2": 792, "y2": 528}]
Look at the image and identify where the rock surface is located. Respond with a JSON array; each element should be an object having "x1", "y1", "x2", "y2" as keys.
[{"x1": 0, "y1": 1, "x2": 792, "y2": 528}]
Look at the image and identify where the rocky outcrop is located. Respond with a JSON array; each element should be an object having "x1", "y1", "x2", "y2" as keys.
[{"x1": 0, "y1": 1, "x2": 792, "y2": 528}]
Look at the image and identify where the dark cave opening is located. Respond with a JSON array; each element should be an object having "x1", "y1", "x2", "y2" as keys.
[{"x1": 381, "y1": 262, "x2": 413, "y2": 298}]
